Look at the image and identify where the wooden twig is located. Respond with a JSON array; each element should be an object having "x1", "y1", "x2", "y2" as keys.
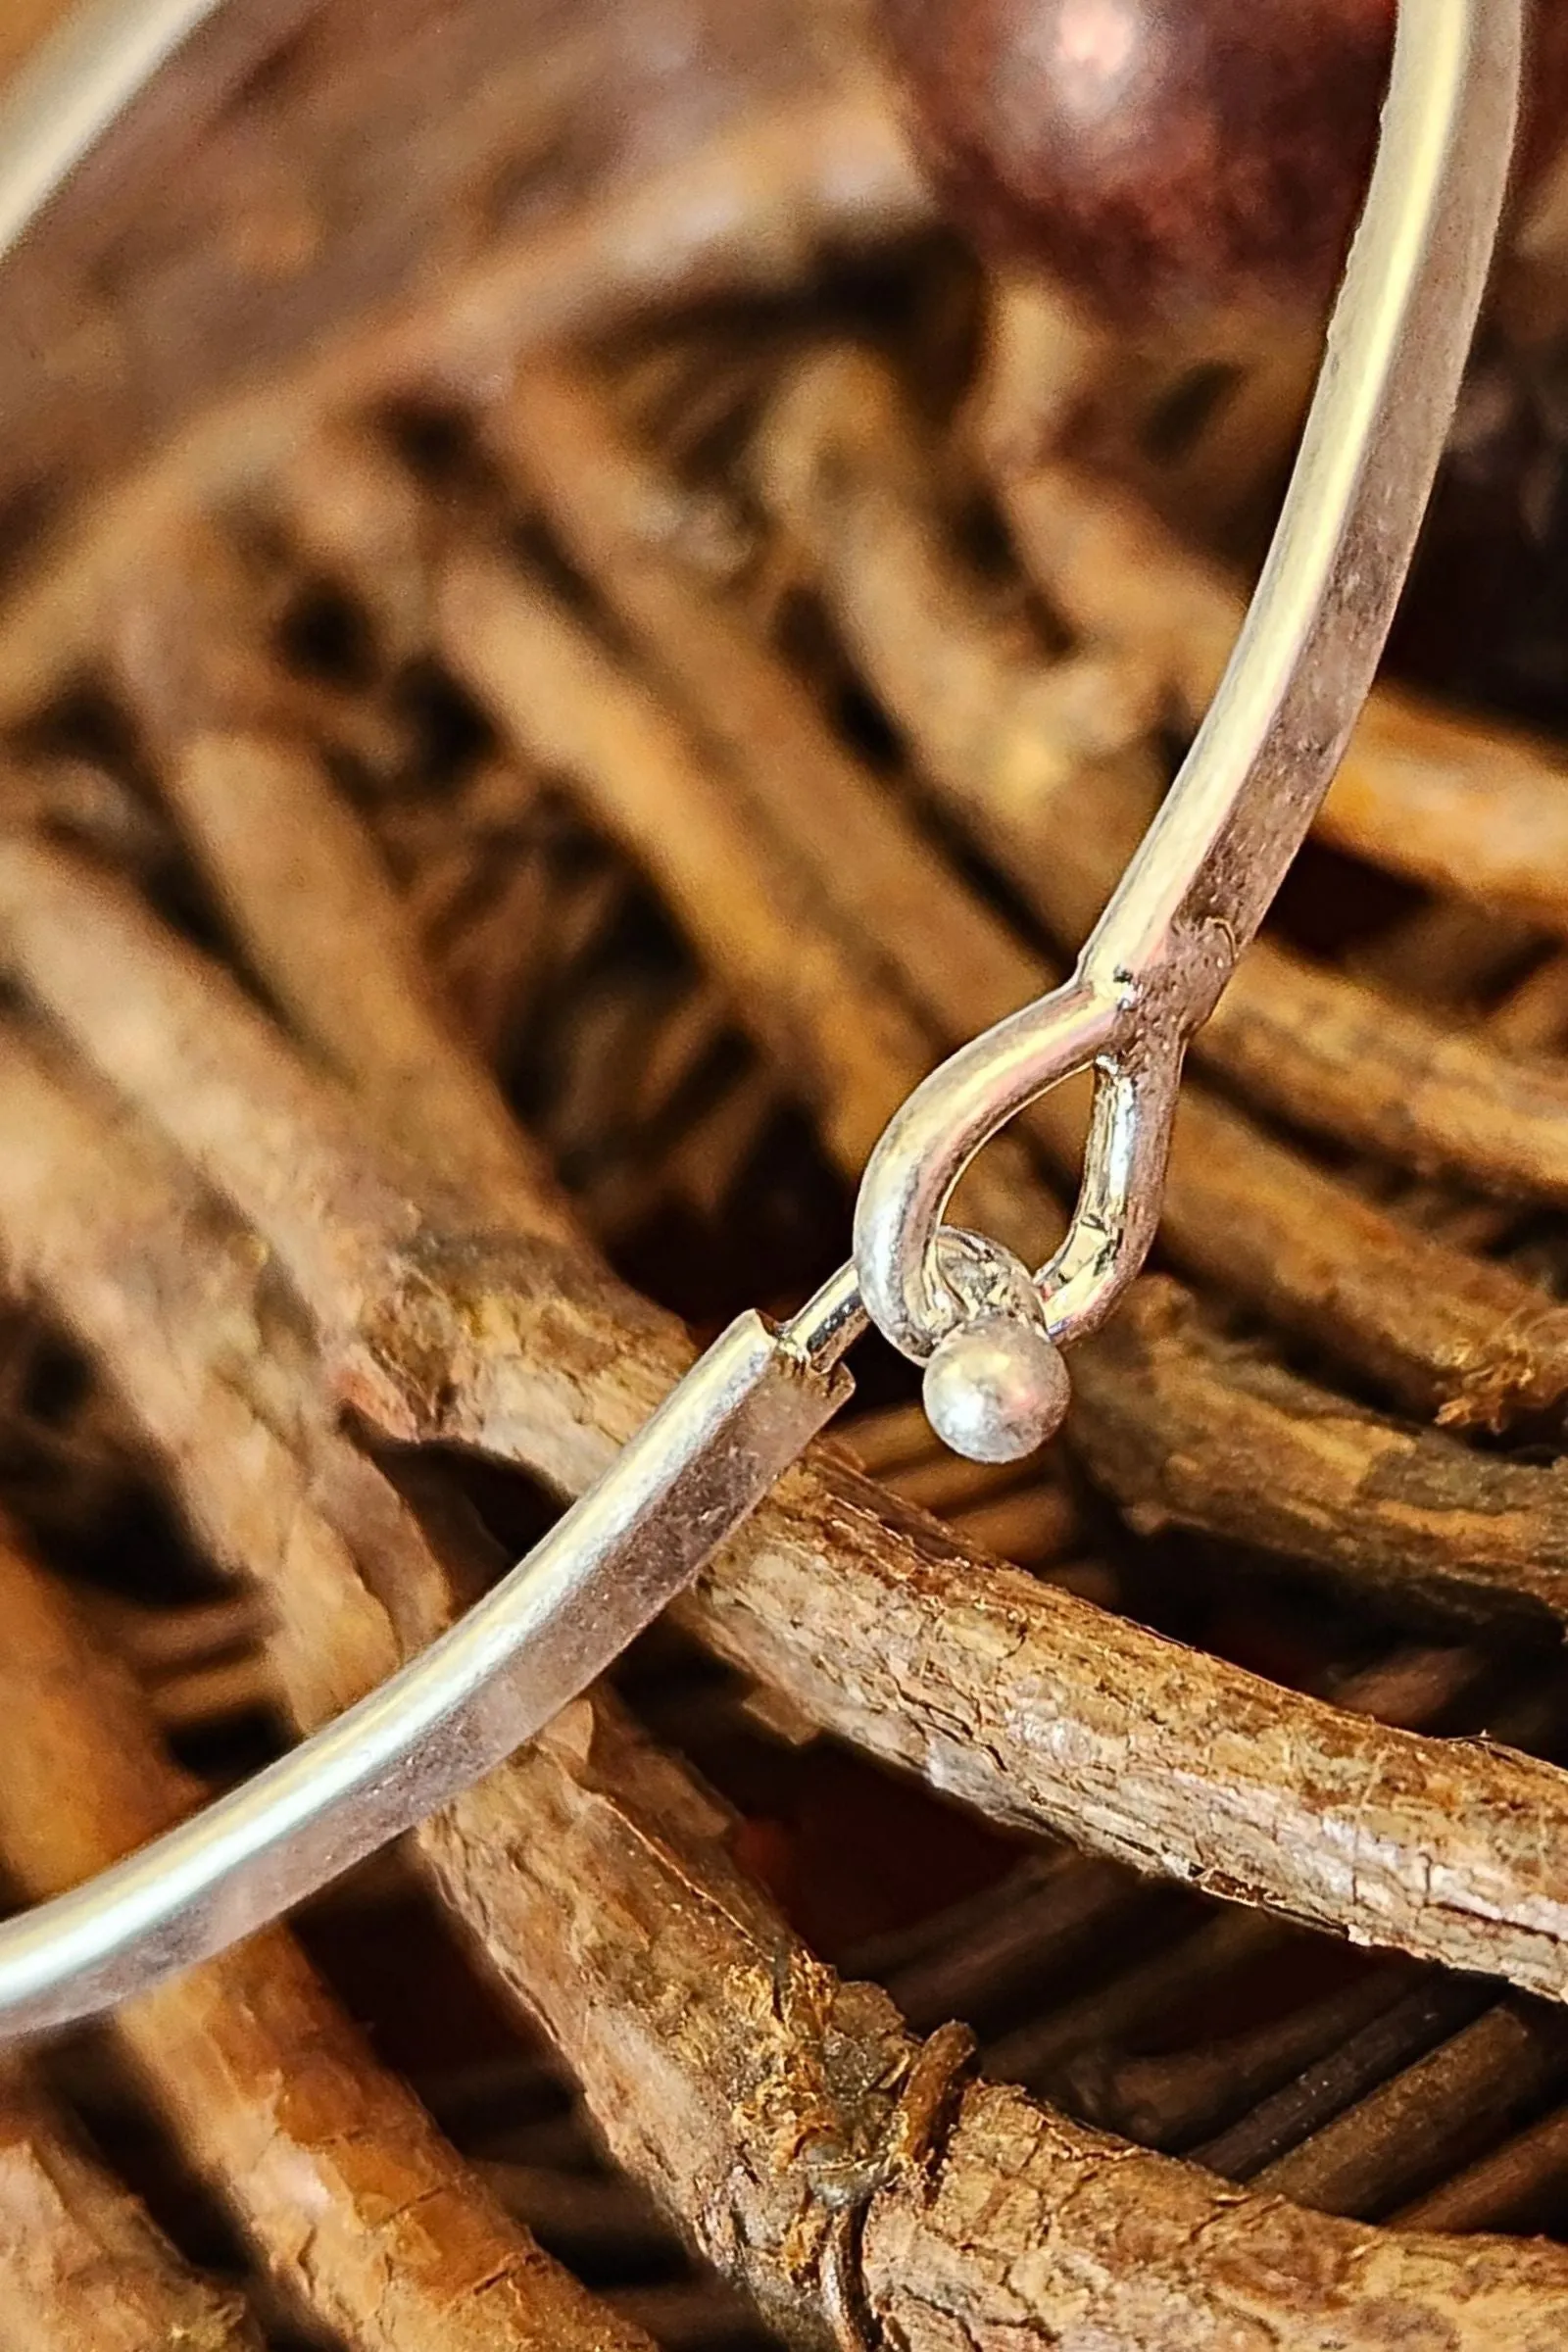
[
  {"x1": 0, "y1": 85, "x2": 929, "y2": 722},
  {"x1": 985, "y1": 1908, "x2": 1289, "y2": 2090},
  {"x1": 999, "y1": 449, "x2": 1568, "y2": 927},
  {"x1": 1397, "y1": 2102, "x2": 1568, "y2": 2235},
  {"x1": 1069, "y1": 1275, "x2": 1568, "y2": 1628},
  {"x1": 0, "y1": 1525, "x2": 661, "y2": 2352},
  {"x1": 76, "y1": 1591, "x2": 278, "y2": 1731},
  {"x1": 7, "y1": 871, "x2": 1568, "y2": 2008},
  {"x1": 110, "y1": 520, "x2": 576, "y2": 1244},
  {"x1": 149, "y1": 1651, "x2": 278, "y2": 1736},
  {"x1": 603, "y1": 2277, "x2": 773, "y2": 2351},
  {"x1": 86, "y1": 1591, "x2": 266, "y2": 1675},
  {"x1": 0, "y1": 1015, "x2": 952, "y2": 2339},
  {"x1": 492, "y1": 356, "x2": 1568, "y2": 1431},
  {"x1": 850, "y1": 1850, "x2": 1141, "y2": 2036},
  {"x1": 438, "y1": 553, "x2": 1568, "y2": 1624},
  {"x1": 433, "y1": 550, "x2": 1049, "y2": 1254},
  {"x1": 250, "y1": 390, "x2": 1568, "y2": 1615},
  {"x1": 858, "y1": 2076, "x2": 1568, "y2": 2350},
  {"x1": 8, "y1": 871, "x2": 1568, "y2": 2338},
  {"x1": 756, "y1": 346, "x2": 1568, "y2": 1224},
  {"x1": 870, "y1": 1641, "x2": 1493, "y2": 2142},
  {"x1": 1192, "y1": 1979, "x2": 1517, "y2": 2184},
  {"x1": 1055, "y1": 1968, "x2": 1421, "y2": 2156},
  {"x1": 840, "y1": 1409, "x2": 1086, "y2": 1571},
  {"x1": 0, "y1": 1022, "x2": 420, "y2": 1729},
  {"x1": 34, "y1": 1216, "x2": 1549, "y2": 2352},
  {"x1": 477, "y1": 2159, "x2": 671, "y2": 2265},
  {"x1": 0, "y1": 2063, "x2": 262, "y2": 2352},
  {"x1": 1253, "y1": 2001, "x2": 1568, "y2": 2220}
]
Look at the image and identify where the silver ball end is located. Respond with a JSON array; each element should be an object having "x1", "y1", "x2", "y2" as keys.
[{"x1": 922, "y1": 1312, "x2": 1071, "y2": 1465}]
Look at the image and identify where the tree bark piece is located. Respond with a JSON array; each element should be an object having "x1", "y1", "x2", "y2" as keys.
[
  {"x1": 0, "y1": 2065, "x2": 262, "y2": 2352},
  {"x1": 758, "y1": 346, "x2": 1568, "y2": 1214},
  {"x1": 8, "y1": 921, "x2": 1568, "y2": 2340},
  {"x1": 436, "y1": 558, "x2": 1568, "y2": 1624},
  {"x1": 0, "y1": 1522, "x2": 660, "y2": 2352},
  {"x1": 1000, "y1": 448, "x2": 1568, "y2": 928},
  {"x1": 0, "y1": 84, "x2": 929, "y2": 722},
  {"x1": 8, "y1": 922, "x2": 1568, "y2": 2004},
  {"x1": 494, "y1": 356, "x2": 1568, "y2": 1430}
]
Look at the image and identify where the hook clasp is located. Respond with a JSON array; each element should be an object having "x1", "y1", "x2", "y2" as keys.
[{"x1": 853, "y1": 0, "x2": 1521, "y2": 1457}]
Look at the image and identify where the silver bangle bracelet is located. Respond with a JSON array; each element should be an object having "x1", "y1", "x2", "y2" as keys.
[{"x1": 0, "y1": 0, "x2": 1522, "y2": 2038}]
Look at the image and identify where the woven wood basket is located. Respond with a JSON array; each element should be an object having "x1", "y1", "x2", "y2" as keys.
[{"x1": 5, "y1": 6, "x2": 1568, "y2": 2348}]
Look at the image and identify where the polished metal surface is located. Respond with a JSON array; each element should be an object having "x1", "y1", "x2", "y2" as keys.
[
  {"x1": 0, "y1": 1308, "x2": 854, "y2": 2036},
  {"x1": 854, "y1": 0, "x2": 1522, "y2": 1369}
]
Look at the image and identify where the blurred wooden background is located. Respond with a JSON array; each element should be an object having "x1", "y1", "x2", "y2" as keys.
[{"x1": 0, "y1": 0, "x2": 74, "y2": 81}]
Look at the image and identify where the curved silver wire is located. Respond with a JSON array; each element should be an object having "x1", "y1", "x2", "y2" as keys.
[
  {"x1": 0, "y1": 1288, "x2": 858, "y2": 2039},
  {"x1": 0, "y1": 0, "x2": 231, "y2": 262},
  {"x1": 854, "y1": 0, "x2": 1523, "y2": 1366}
]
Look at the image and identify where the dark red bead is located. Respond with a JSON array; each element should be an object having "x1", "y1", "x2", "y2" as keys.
[{"x1": 875, "y1": 0, "x2": 1568, "y2": 326}]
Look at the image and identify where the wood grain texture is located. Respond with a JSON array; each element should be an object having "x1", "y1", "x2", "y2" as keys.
[
  {"x1": 0, "y1": 2068, "x2": 261, "y2": 2352},
  {"x1": 0, "y1": 1523, "x2": 660, "y2": 2352}
]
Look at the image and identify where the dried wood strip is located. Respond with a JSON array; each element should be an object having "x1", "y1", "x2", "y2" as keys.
[
  {"x1": 1350, "y1": 899, "x2": 1541, "y2": 1009},
  {"x1": 945, "y1": 1480, "x2": 1080, "y2": 1570},
  {"x1": 0, "y1": 0, "x2": 74, "y2": 79},
  {"x1": 435, "y1": 551, "x2": 1051, "y2": 1260},
  {"x1": 7, "y1": 933, "x2": 1568, "y2": 2338},
  {"x1": 0, "y1": 88, "x2": 929, "y2": 721},
  {"x1": 476, "y1": 2160, "x2": 670, "y2": 2264},
  {"x1": 986, "y1": 1909, "x2": 1287, "y2": 2090},
  {"x1": 1000, "y1": 450, "x2": 1568, "y2": 927},
  {"x1": 494, "y1": 357, "x2": 1568, "y2": 1425},
  {"x1": 1324, "y1": 1645, "x2": 1486, "y2": 1733},
  {"x1": 255, "y1": 392, "x2": 1568, "y2": 1648},
  {"x1": 425, "y1": 1694, "x2": 1568, "y2": 2349},
  {"x1": 841, "y1": 1402, "x2": 943, "y2": 1478},
  {"x1": 858, "y1": 2077, "x2": 1568, "y2": 2350},
  {"x1": 1193, "y1": 1980, "x2": 1514, "y2": 2183},
  {"x1": 1069, "y1": 1276, "x2": 1568, "y2": 1630},
  {"x1": 498, "y1": 360, "x2": 1566, "y2": 1408},
  {"x1": 863, "y1": 1852, "x2": 1142, "y2": 2035},
  {"x1": 113, "y1": 523, "x2": 575, "y2": 1244},
  {"x1": 438, "y1": 557, "x2": 1568, "y2": 1623},
  {"x1": 1488, "y1": 949, "x2": 1568, "y2": 1054},
  {"x1": 0, "y1": 1026, "x2": 417, "y2": 1731},
  {"x1": 0, "y1": 2065, "x2": 261, "y2": 2352},
  {"x1": 150, "y1": 1651, "x2": 277, "y2": 1736},
  {"x1": 1397, "y1": 2103, "x2": 1568, "y2": 2235},
  {"x1": 1255, "y1": 2002, "x2": 1568, "y2": 2220},
  {"x1": 0, "y1": 1526, "x2": 660, "y2": 2352},
  {"x1": 756, "y1": 346, "x2": 1568, "y2": 1231},
  {"x1": 602, "y1": 2278, "x2": 772, "y2": 2350},
  {"x1": 881, "y1": 1644, "x2": 1493, "y2": 2127},
  {"x1": 87, "y1": 1592, "x2": 266, "y2": 1675},
  {"x1": 8, "y1": 889, "x2": 1568, "y2": 2007},
  {"x1": 1057, "y1": 1968, "x2": 1420, "y2": 2156}
]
